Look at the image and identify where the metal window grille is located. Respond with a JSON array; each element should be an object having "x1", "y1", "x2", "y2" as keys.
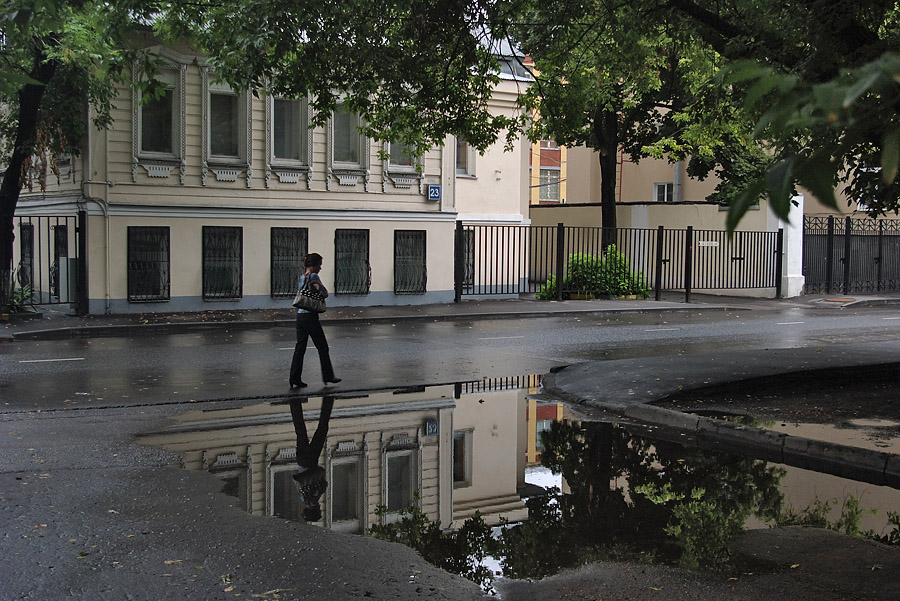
[
  {"x1": 271, "y1": 227, "x2": 308, "y2": 297},
  {"x1": 203, "y1": 226, "x2": 243, "y2": 300},
  {"x1": 539, "y1": 169, "x2": 560, "y2": 202},
  {"x1": 17, "y1": 223, "x2": 34, "y2": 288},
  {"x1": 334, "y1": 229, "x2": 370, "y2": 294},
  {"x1": 394, "y1": 230, "x2": 426, "y2": 294},
  {"x1": 127, "y1": 226, "x2": 171, "y2": 302}
]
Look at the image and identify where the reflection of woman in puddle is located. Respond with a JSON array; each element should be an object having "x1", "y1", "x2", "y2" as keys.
[{"x1": 289, "y1": 396, "x2": 334, "y2": 522}]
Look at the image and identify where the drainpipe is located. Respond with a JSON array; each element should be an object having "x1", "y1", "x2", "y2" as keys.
[
  {"x1": 80, "y1": 113, "x2": 113, "y2": 314},
  {"x1": 673, "y1": 160, "x2": 683, "y2": 203}
]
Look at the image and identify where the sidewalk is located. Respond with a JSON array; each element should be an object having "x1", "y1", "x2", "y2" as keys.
[{"x1": 4, "y1": 291, "x2": 900, "y2": 342}]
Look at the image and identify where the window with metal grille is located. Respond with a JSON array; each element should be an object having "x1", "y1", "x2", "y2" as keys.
[
  {"x1": 270, "y1": 227, "x2": 308, "y2": 298},
  {"x1": 17, "y1": 223, "x2": 34, "y2": 288},
  {"x1": 334, "y1": 229, "x2": 370, "y2": 295},
  {"x1": 127, "y1": 226, "x2": 171, "y2": 302},
  {"x1": 394, "y1": 230, "x2": 426, "y2": 294},
  {"x1": 203, "y1": 226, "x2": 243, "y2": 300},
  {"x1": 539, "y1": 168, "x2": 561, "y2": 202}
]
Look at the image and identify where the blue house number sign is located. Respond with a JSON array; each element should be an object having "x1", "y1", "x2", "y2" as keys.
[{"x1": 428, "y1": 184, "x2": 441, "y2": 201}]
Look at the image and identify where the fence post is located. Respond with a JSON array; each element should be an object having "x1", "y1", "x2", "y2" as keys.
[
  {"x1": 775, "y1": 228, "x2": 784, "y2": 299},
  {"x1": 843, "y1": 216, "x2": 852, "y2": 294},
  {"x1": 454, "y1": 221, "x2": 463, "y2": 304},
  {"x1": 825, "y1": 216, "x2": 834, "y2": 294},
  {"x1": 654, "y1": 225, "x2": 664, "y2": 301},
  {"x1": 877, "y1": 220, "x2": 884, "y2": 292},
  {"x1": 684, "y1": 226, "x2": 693, "y2": 303},
  {"x1": 555, "y1": 222, "x2": 565, "y2": 301},
  {"x1": 76, "y1": 210, "x2": 88, "y2": 314}
]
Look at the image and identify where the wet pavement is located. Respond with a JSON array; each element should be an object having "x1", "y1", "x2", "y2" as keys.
[
  {"x1": 3, "y1": 292, "x2": 900, "y2": 600},
  {"x1": 5, "y1": 290, "x2": 900, "y2": 342}
]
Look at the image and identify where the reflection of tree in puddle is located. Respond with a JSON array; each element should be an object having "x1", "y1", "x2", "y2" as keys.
[
  {"x1": 498, "y1": 421, "x2": 786, "y2": 576},
  {"x1": 372, "y1": 420, "x2": 787, "y2": 585}
]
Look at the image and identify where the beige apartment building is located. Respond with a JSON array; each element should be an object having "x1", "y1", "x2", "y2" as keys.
[{"x1": 13, "y1": 42, "x2": 530, "y2": 315}]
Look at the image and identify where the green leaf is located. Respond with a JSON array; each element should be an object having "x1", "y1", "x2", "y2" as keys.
[
  {"x1": 881, "y1": 126, "x2": 900, "y2": 183},
  {"x1": 842, "y1": 71, "x2": 881, "y2": 109},
  {"x1": 795, "y1": 153, "x2": 839, "y2": 211},
  {"x1": 765, "y1": 158, "x2": 795, "y2": 208},
  {"x1": 727, "y1": 179, "x2": 766, "y2": 232}
]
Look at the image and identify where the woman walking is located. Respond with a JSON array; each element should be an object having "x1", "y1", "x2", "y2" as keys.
[{"x1": 289, "y1": 253, "x2": 341, "y2": 388}]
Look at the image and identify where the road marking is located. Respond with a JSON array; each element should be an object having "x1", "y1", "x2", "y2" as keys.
[
  {"x1": 478, "y1": 336, "x2": 526, "y2": 340},
  {"x1": 644, "y1": 328, "x2": 679, "y2": 332},
  {"x1": 776, "y1": 321, "x2": 804, "y2": 325},
  {"x1": 883, "y1": 317, "x2": 900, "y2": 320},
  {"x1": 278, "y1": 347, "x2": 295, "y2": 350},
  {"x1": 19, "y1": 357, "x2": 85, "y2": 363}
]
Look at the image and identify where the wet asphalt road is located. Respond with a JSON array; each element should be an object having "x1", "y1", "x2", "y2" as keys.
[{"x1": 3, "y1": 304, "x2": 900, "y2": 411}]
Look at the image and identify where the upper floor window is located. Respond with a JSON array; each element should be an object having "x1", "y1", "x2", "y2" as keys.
[
  {"x1": 456, "y1": 137, "x2": 475, "y2": 177},
  {"x1": 209, "y1": 81, "x2": 243, "y2": 160},
  {"x1": 655, "y1": 182, "x2": 674, "y2": 202},
  {"x1": 133, "y1": 60, "x2": 186, "y2": 183},
  {"x1": 140, "y1": 71, "x2": 179, "y2": 156},
  {"x1": 332, "y1": 102, "x2": 366, "y2": 167},
  {"x1": 202, "y1": 69, "x2": 252, "y2": 185},
  {"x1": 272, "y1": 97, "x2": 309, "y2": 164},
  {"x1": 540, "y1": 139, "x2": 559, "y2": 150},
  {"x1": 389, "y1": 141, "x2": 415, "y2": 169},
  {"x1": 539, "y1": 168, "x2": 561, "y2": 203}
]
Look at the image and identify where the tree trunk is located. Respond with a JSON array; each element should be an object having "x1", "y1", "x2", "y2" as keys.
[
  {"x1": 593, "y1": 106, "x2": 619, "y2": 249},
  {"x1": 0, "y1": 49, "x2": 57, "y2": 313}
]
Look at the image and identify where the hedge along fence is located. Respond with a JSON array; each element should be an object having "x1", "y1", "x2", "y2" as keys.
[{"x1": 536, "y1": 246, "x2": 651, "y2": 300}]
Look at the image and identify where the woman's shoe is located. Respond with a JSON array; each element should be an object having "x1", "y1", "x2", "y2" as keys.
[
  {"x1": 323, "y1": 378, "x2": 342, "y2": 385},
  {"x1": 290, "y1": 381, "x2": 308, "y2": 388}
]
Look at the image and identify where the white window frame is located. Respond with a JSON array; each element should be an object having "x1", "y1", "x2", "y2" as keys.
[
  {"x1": 328, "y1": 101, "x2": 370, "y2": 190},
  {"x1": 201, "y1": 67, "x2": 252, "y2": 186},
  {"x1": 132, "y1": 58, "x2": 186, "y2": 184},
  {"x1": 266, "y1": 95, "x2": 313, "y2": 188},
  {"x1": 452, "y1": 429, "x2": 473, "y2": 489},
  {"x1": 455, "y1": 137, "x2": 476, "y2": 177},
  {"x1": 383, "y1": 140, "x2": 423, "y2": 192},
  {"x1": 539, "y1": 167, "x2": 561, "y2": 203},
  {"x1": 654, "y1": 182, "x2": 674, "y2": 202}
]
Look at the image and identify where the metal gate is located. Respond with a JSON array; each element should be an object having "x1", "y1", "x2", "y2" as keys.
[
  {"x1": 454, "y1": 222, "x2": 782, "y2": 302},
  {"x1": 12, "y1": 212, "x2": 87, "y2": 312},
  {"x1": 803, "y1": 216, "x2": 900, "y2": 294}
]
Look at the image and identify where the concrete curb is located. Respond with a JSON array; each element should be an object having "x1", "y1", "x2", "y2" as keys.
[{"x1": 5, "y1": 303, "x2": 724, "y2": 341}]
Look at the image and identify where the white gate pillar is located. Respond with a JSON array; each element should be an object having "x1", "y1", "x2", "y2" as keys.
[{"x1": 780, "y1": 194, "x2": 806, "y2": 297}]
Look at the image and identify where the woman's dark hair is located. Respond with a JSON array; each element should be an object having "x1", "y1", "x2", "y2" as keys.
[{"x1": 304, "y1": 253, "x2": 323, "y2": 268}]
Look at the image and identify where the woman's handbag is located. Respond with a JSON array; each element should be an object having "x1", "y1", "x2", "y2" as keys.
[{"x1": 292, "y1": 277, "x2": 326, "y2": 313}]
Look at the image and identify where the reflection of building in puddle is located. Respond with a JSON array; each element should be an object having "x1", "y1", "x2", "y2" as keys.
[{"x1": 139, "y1": 376, "x2": 546, "y2": 533}]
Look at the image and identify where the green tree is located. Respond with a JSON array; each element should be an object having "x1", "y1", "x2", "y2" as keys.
[
  {"x1": 511, "y1": 0, "x2": 765, "y2": 244},
  {"x1": 654, "y1": 0, "x2": 900, "y2": 228},
  {"x1": 0, "y1": 0, "x2": 156, "y2": 311}
]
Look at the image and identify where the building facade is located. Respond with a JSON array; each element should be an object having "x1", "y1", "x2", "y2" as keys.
[{"x1": 13, "y1": 42, "x2": 530, "y2": 315}]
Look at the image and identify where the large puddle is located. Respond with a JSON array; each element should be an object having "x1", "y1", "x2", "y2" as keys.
[{"x1": 138, "y1": 376, "x2": 900, "y2": 589}]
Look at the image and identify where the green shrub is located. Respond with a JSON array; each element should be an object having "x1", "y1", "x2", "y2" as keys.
[{"x1": 536, "y1": 246, "x2": 651, "y2": 300}]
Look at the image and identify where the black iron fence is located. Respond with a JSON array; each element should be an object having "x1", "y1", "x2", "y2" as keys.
[
  {"x1": 12, "y1": 212, "x2": 87, "y2": 312},
  {"x1": 803, "y1": 216, "x2": 900, "y2": 294},
  {"x1": 455, "y1": 222, "x2": 782, "y2": 302}
]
